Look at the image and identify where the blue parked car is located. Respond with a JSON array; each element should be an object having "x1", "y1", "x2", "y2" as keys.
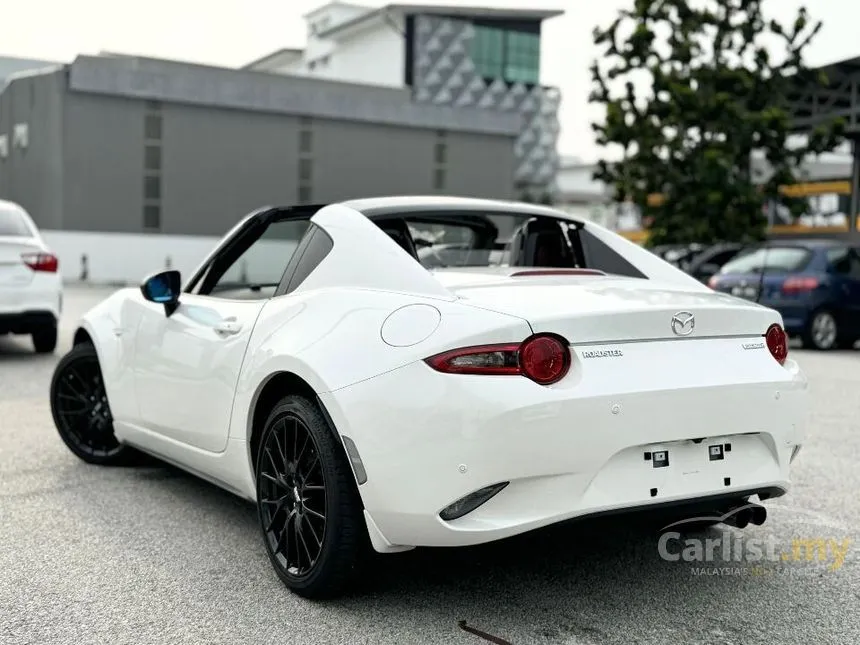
[{"x1": 709, "y1": 239, "x2": 860, "y2": 350}]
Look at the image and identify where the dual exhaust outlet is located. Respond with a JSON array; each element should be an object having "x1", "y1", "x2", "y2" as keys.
[{"x1": 717, "y1": 501, "x2": 767, "y2": 529}]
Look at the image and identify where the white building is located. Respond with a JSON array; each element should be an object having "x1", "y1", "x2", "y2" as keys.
[{"x1": 245, "y1": 2, "x2": 565, "y2": 199}]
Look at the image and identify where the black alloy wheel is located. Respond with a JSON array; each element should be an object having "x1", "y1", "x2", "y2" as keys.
[
  {"x1": 256, "y1": 395, "x2": 366, "y2": 599},
  {"x1": 50, "y1": 342, "x2": 136, "y2": 465}
]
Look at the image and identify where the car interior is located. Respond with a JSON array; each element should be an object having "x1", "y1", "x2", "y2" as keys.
[{"x1": 376, "y1": 213, "x2": 587, "y2": 269}]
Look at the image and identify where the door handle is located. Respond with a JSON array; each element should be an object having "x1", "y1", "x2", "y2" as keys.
[{"x1": 214, "y1": 320, "x2": 243, "y2": 336}]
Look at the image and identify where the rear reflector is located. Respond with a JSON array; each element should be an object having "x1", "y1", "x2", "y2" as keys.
[
  {"x1": 782, "y1": 276, "x2": 818, "y2": 293},
  {"x1": 425, "y1": 334, "x2": 571, "y2": 385},
  {"x1": 21, "y1": 252, "x2": 58, "y2": 273},
  {"x1": 765, "y1": 323, "x2": 788, "y2": 365},
  {"x1": 510, "y1": 268, "x2": 606, "y2": 277},
  {"x1": 439, "y1": 482, "x2": 509, "y2": 521}
]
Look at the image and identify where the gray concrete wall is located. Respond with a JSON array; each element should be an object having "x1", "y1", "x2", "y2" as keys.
[
  {"x1": 1, "y1": 56, "x2": 519, "y2": 236},
  {"x1": 160, "y1": 104, "x2": 304, "y2": 235},
  {"x1": 59, "y1": 93, "x2": 518, "y2": 235},
  {"x1": 63, "y1": 91, "x2": 146, "y2": 233},
  {"x1": 67, "y1": 55, "x2": 521, "y2": 137},
  {"x1": 0, "y1": 71, "x2": 66, "y2": 229},
  {"x1": 445, "y1": 131, "x2": 517, "y2": 199}
]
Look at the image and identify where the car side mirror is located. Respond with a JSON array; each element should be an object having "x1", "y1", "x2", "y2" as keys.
[{"x1": 140, "y1": 270, "x2": 181, "y2": 316}]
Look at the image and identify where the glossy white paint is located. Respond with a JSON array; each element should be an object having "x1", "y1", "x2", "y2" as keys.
[
  {"x1": 0, "y1": 200, "x2": 62, "y2": 325},
  {"x1": 380, "y1": 304, "x2": 442, "y2": 347},
  {"x1": 72, "y1": 198, "x2": 808, "y2": 554}
]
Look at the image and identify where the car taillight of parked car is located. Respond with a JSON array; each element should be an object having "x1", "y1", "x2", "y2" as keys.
[
  {"x1": 781, "y1": 276, "x2": 818, "y2": 294},
  {"x1": 21, "y1": 252, "x2": 59, "y2": 273}
]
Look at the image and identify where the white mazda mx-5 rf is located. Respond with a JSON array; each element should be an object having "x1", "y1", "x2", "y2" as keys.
[{"x1": 50, "y1": 197, "x2": 807, "y2": 598}]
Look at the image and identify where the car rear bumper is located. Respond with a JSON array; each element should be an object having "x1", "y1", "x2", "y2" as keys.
[
  {"x1": 0, "y1": 273, "x2": 62, "y2": 333},
  {"x1": 321, "y1": 339, "x2": 808, "y2": 551},
  {"x1": 0, "y1": 310, "x2": 58, "y2": 334}
]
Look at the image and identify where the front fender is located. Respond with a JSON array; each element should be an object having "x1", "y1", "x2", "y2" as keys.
[{"x1": 72, "y1": 289, "x2": 140, "y2": 423}]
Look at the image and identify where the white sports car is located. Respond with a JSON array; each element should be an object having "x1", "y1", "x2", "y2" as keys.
[{"x1": 50, "y1": 197, "x2": 807, "y2": 598}]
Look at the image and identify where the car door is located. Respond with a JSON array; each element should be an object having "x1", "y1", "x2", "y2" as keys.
[
  {"x1": 845, "y1": 248, "x2": 860, "y2": 336},
  {"x1": 132, "y1": 213, "x2": 312, "y2": 452}
]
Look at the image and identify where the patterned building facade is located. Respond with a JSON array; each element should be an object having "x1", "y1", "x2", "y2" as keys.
[{"x1": 406, "y1": 13, "x2": 562, "y2": 200}]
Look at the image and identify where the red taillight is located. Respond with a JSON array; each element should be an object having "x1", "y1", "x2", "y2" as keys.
[
  {"x1": 782, "y1": 276, "x2": 818, "y2": 294},
  {"x1": 707, "y1": 276, "x2": 720, "y2": 289},
  {"x1": 765, "y1": 323, "x2": 788, "y2": 365},
  {"x1": 519, "y1": 335, "x2": 571, "y2": 384},
  {"x1": 21, "y1": 252, "x2": 58, "y2": 273},
  {"x1": 425, "y1": 334, "x2": 571, "y2": 385}
]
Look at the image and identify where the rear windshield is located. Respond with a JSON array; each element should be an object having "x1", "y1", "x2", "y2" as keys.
[
  {"x1": 0, "y1": 207, "x2": 32, "y2": 237},
  {"x1": 407, "y1": 213, "x2": 537, "y2": 268},
  {"x1": 719, "y1": 247, "x2": 811, "y2": 275},
  {"x1": 373, "y1": 210, "x2": 647, "y2": 278}
]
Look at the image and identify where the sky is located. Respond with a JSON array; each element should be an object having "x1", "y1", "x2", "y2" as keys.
[{"x1": 3, "y1": 0, "x2": 860, "y2": 162}]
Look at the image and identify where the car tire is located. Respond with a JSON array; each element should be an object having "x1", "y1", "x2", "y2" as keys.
[
  {"x1": 255, "y1": 395, "x2": 367, "y2": 599},
  {"x1": 32, "y1": 326, "x2": 58, "y2": 354},
  {"x1": 50, "y1": 342, "x2": 137, "y2": 465},
  {"x1": 803, "y1": 309, "x2": 841, "y2": 351}
]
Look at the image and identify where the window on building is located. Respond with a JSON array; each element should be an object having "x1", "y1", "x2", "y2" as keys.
[
  {"x1": 298, "y1": 184, "x2": 312, "y2": 204},
  {"x1": 434, "y1": 141, "x2": 446, "y2": 164},
  {"x1": 299, "y1": 158, "x2": 313, "y2": 182},
  {"x1": 472, "y1": 26, "x2": 505, "y2": 79},
  {"x1": 504, "y1": 31, "x2": 540, "y2": 84},
  {"x1": 145, "y1": 145, "x2": 161, "y2": 171},
  {"x1": 144, "y1": 176, "x2": 161, "y2": 200},
  {"x1": 299, "y1": 130, "x2": 313, "y2": 153},
  {"x1": 471, "y1": 25, "x2": 541, "y2": 85},
  {"x1": 144, "y1": 114, "x2": 162, "y2": 140},
  {"x1": 434, "y1": 167, "x2": 446, "y2": 190},
  {"x1": 143, "y1": 205, "x2": 161, "y2": 230}
]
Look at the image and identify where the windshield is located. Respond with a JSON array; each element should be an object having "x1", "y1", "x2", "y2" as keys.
[
  {"x1": 406, "y1": 213, "x2": 578, "y2": 269},
  {"x1": 0, "y1": 207, "x2": 33, "y2": 237},
  {"x1": 719, "y1": 247, "x2": 811, "y2": 275}
]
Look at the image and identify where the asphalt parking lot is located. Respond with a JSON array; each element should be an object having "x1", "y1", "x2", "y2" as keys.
[{"x1": 1, "y1": 287, "x2": 859, "y2": 645}]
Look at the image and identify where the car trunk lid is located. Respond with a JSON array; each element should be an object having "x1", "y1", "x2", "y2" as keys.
[
  {"x1": 433, "y1": 270, "x2": 780, "y2": 343},
  {"x1": 0, "y1": 237, "x2": 42, "y2": 287}
]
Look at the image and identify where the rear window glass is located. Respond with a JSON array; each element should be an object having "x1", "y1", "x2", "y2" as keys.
[
  {"x1": 0, "y1": 207, "x2": 31, "y2": 236},
  {"x1": 719, "y1": 247, "x2": 811, "y2": 275}
]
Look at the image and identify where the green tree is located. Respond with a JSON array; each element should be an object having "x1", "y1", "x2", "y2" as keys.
[{"x1": 590, "y1": 0, "x2": 844, "y2": 246}]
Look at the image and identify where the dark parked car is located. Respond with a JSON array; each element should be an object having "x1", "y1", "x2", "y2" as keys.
[
  {"x1": 709, "y1": 239, "x2": 860, "y2": 350},
  {"x1": 685, "y1": 242, "x2": 744, "y2": 283},
  {"x1": 650, "y1": 243, "x2": 706, "y2": 271}
]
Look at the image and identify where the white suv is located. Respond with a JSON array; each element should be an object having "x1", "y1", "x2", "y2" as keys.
[{"x1": 0, "y1": 199, "x2": 62, "y2": 353}]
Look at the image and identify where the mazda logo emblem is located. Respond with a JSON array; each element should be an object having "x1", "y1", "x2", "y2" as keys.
[{"x1": 671, "y1": 311, "x2": 695, "y2": 336}]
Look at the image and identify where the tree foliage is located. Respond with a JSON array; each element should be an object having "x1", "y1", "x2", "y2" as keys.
[{"x1": 590, "y1": 0, "x2": 844, "y2": 245}]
